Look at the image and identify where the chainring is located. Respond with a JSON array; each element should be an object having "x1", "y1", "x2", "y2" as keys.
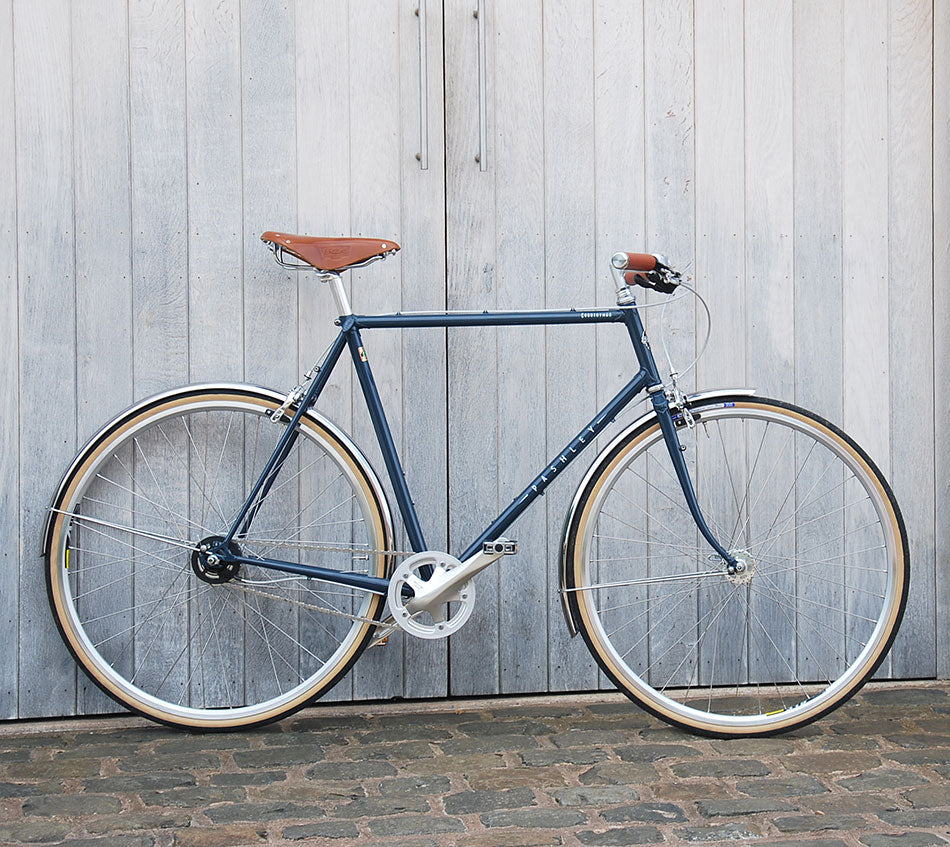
[{"x1": 387, "y1": 551, "x2": 475, "y2": 639}]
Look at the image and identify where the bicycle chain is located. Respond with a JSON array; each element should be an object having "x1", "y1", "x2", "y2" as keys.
[{"x1": 223, "y1": 579, "x2": 384, "y2": 627}]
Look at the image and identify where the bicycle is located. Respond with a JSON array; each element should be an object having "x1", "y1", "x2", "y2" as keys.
[{"x1": 43, "y1": 232, "x2": 909, "y2": 737}]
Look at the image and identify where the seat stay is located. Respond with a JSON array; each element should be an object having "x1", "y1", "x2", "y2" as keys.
[{"x1": 220, "y1": 330, "x2": 350, "y2": 548}]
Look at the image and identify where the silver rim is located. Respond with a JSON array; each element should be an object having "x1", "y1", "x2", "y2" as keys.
[
  {"x1": 573, "y1": 401, "x2": 904, "y2": 733},
  {"x1": 49, "y1": 391, "x2": 388, "y2": 727}
]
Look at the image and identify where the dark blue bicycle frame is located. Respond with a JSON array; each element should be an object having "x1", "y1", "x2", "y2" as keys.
[{"x1": 217, "y1": 303, "x2": 736, "y2": 594}]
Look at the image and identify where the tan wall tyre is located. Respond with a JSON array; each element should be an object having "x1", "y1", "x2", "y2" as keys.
[
  {"x1": 44, "y1": 385, "x2": 393, "y2": 730},
  {"x1": 564, "y1": 396, "x2": 909, "y2": 737}
]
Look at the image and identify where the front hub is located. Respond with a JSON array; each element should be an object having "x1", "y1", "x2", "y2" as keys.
[
  {"x1": 191, "y1": 536, "x2": 242, "y2": 584},
  {"x1": 726, "y1": 549, "x2": 755, "y2": 585}
]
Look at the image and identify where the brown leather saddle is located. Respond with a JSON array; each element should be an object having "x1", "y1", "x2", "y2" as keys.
[{"x1": 261, "y1": 231, "x2": 400, "y2": 272}]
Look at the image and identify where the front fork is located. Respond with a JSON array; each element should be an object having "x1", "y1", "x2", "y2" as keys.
[
  {"x1": 650, "y1": 389, "x2": 740, "y2": 572},
  {"x1": 623, "y1": 307, "x2": 740, "y2": 573}
]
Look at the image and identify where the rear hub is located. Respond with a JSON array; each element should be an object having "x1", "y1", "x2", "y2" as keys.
[{"x1": 191, "y1": 536, "x2": 242, "y2": 584}]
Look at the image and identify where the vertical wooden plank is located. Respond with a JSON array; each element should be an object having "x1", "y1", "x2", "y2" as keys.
[
  {"x1": 793, "y1": 0, "x2": 842, "y2": 423},
  {"x1": 639, "y1": 0, "x2": 698, "y2": 694},
  {"x1": 398, "y1": 0, "x2": 449, "y2": 699},
  {"x1": 129, "y1": 0, "x2": 189, "y2": 712},
  {"x1": 842, "y1": 0, "x2": 889, "y2": 468},
  {"x1": 348, "y1": 0, "x2": 405, "y2": 701},
  {"x1": 644, "y1": 0, "x2": 694, "y2": 395},
  {"x1": 587, "y1": 0, "x2": 647, "y2": 695},
  {"x1": 593, "y1": 0, "x2": 644, "y2": 418},
  {"x1": 295, "y1": 0, "x2": 351, "y2": 467},
  {"x1": 544, "y1": 0, "x2": 597, "y2": 693},
  {"x1": 495, "y1": 0, "x2": 547, "y2": 694},
  {"x1": 694, "y1": 0, "x2": 745, "y2": 389},
  {"x1": 842, "y1": 0, "x2": 891, "y2": 680},
  {"x1": 71, "y1": 0, "x2": 134, "y2": 714},
  {"x1": 14, "y1": 0, "x2": 77, "y2": 717},
  {"x1": 130, "y1": 0, "x2": 188, "y2": 398},
  {"x1": 294, "y1": 1, "x2": 354, "y2": 700},
  {"x1": 242, "y1": 2, "x2": 299, "y2": 709},
  {"x1": 744, "y1": 0, "x2": 793, "y2": 400},
  {"x1": 744, "y1": 0, "x2": 795, "y2": 685},
  {"x1": 445, "y1": 0, "x2": 499, "y2": 696},
  {"x1": 183, "y1": 0, "x2": 247, "y2": 709},
  {"x1": 0, "y1": 0, "x2": 18, "y2": 718},
  {"x1": 887, "y1": 0, "x2": 934, "y2": 678},
  {"x1": 793, "y1": 0, "x2": 844, "y2": 684},
  {"x1": 693, "y1": 0, "x2": 746, "y2": 687},
  {"x1": 186, "y1": 0, "x2": 243, "y2": 381},
  {"x1": 936, "y1": 0, "x2": 950, "y2": 680},
  {"x1": 242, "y1": 0, "x2": 297, "y2": 391}
]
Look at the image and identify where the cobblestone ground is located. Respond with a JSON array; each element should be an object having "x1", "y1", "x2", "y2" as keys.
[{"x1": 0, "y1": 682, "x2": 948, "y2": 846}]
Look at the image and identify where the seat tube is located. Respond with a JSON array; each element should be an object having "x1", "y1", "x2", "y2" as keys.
[{"x1": 344, "y1": 324, "x2": 428, "y2": 553}]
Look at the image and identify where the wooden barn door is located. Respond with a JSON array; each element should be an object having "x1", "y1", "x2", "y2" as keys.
[{"x1": 442, "y1": 0, "x2": 658, "y2": 696}]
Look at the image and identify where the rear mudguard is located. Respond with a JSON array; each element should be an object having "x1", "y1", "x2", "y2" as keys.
[{"x1": 558, "y1": 388, "x2": 756, "y2": 636}]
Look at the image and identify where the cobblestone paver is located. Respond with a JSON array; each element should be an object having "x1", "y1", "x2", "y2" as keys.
[{"x1": 0, "y1": 682, "x2": 948, "y2": 846}]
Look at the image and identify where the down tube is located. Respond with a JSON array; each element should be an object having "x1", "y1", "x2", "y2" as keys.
[{"x1": 459, "y1": 369, "x2": 650, "y2": 561}]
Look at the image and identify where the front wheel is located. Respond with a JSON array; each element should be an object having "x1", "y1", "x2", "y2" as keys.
[
  {"x1": 45, "y1": 385, "x2": 393, "y2": 729},
  {"x1": 564, "y1": 396, "x2": 908, "y2": 736}
]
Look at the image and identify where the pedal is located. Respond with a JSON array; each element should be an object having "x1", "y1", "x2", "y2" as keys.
[{"x1": 482, "y1": 539, "x2": 517, "y2": 556}]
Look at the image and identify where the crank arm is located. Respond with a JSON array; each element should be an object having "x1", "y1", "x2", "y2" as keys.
[{"x1": 406, "y1": 537, "x2": 517, "y2": 617}]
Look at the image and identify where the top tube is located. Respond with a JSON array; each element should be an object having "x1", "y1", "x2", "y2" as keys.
[{"x1": 350, "y1": 308, "x2": 629, "y2": 330}]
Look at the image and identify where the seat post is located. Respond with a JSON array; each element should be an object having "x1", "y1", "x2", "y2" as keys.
[{"x1": 322, "y1": 271, "x2": 353, "y2": 317}]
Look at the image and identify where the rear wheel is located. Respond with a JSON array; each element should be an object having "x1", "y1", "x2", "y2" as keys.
[
  {"x1": 565, "y1": 396, "x2": 908, "y2": 736},
  {"x1": 46, "y1": 386, "x2": 392, "y2": 729}
]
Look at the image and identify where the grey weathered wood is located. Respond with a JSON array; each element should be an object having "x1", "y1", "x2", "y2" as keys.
[
  {"x1": 887, "y1": 0, "x2": 935, "y2": 679},
  {"x1": 792, "y1": 0, "x2": 845, "y2": 682},
  {"x1": 644, "y1": 0, "x2": 695, "y2": 398},
  {"x1": 744, "y1": 0, "x2": 796, "y2": 687},
  {"x1": 186, "y1": 0, "x2": 243, "y2": 382},
  {"x1": 241, "y1": 0, "x2": 297, "y2": 392},
  {"x1": 127, "y1": 0, "x2": 190, "y2": 710},
  {"x1": 542, "y1": 0, "x2": 598, "y2": 694},
  {"x1": 639, "y1": 0, "x2": 698, "y2": 693},
  {"x1": 842, "y1": 1, "x2": 890, "y2": 679},
  {"x1": 744, "y1": 0, "x2": 793, "y2": 401},
  {"x1": 130, "y1": 0, "x2": 189, "y2": 398},
  {"x1": 493, "y1": 0, "x2": 547, "y2": 695},
  {"x1": 3, "y1": 0, "x2": 946, "y2": 719},
  {"x1": 842, "y1": 0, "x2": 889, "y2": 468},
  {"x1": 793, "y1": 0, "x2": 843, "y2": 425},
  {"x1": 14, "y1": 0, "x2": 78, "y2": 717},
  {"x1": 241, "y1": 0, "x2": 302, "y2": 706},
  {"x1": 293, "y1": 2, "x2": 353, "y2": 702},
  {"x1": 348, "y1": 0, "x2": 407, "y2": 702},
  {"x1": 936, "y1": 0, "x2": 950, "y2": 681},
  {"x1": 71, "y1": 0, "x2": 134, "y2": 715},
  {"x1": 587, "y1": 0, "x2": 648, "y2": 694},
  {"x1": 693, "y1": 0, "x2": 746, "y2": 686},
  {"x1": 0, "y1": 0, "x2": 18, "y2": 720},
  {"x1": 445, "y1": 0, "x2": 500, "y2": 697},
  {"x1": 397, "y1": 0, "x2": 449, "y2": 699}
]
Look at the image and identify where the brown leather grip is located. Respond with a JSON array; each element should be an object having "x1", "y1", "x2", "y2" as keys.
[{"x1": 621, "y1": 252, "x2": 657, "y2": 272}]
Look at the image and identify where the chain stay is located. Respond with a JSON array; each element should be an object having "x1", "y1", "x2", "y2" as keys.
[{"x1": 240, "y1": 538, "x2": 414, "y2": 558}]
